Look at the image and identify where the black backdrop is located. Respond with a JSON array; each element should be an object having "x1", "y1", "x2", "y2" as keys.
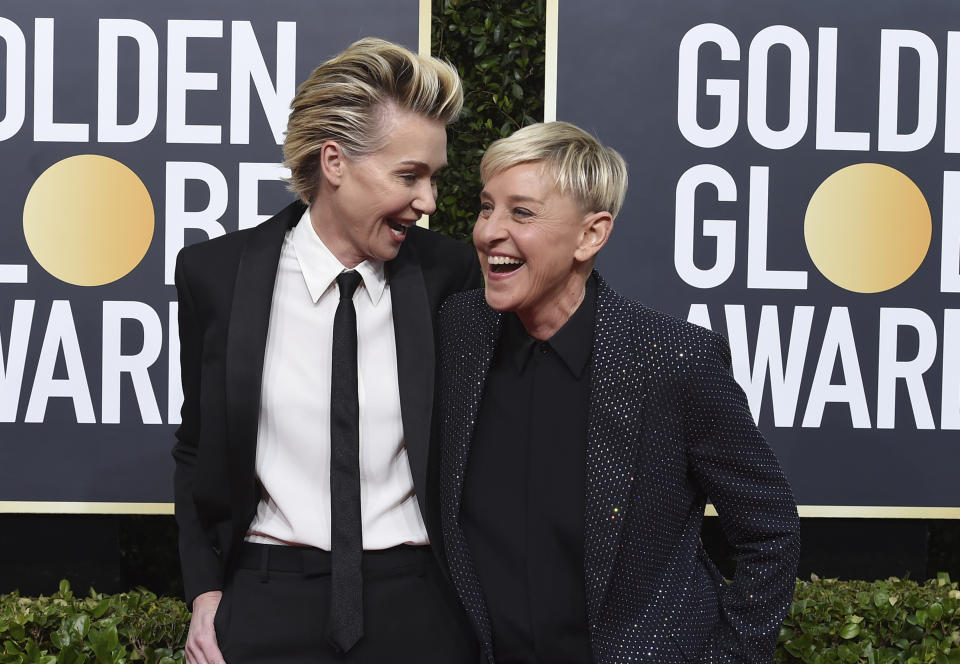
[{"x1": 554, "y1": 0, "x2": 960, "y2": 513}]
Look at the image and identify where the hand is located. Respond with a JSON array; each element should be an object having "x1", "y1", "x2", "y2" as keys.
[{"x1": 185, "y1": 590, "x2": 226, "y2": 664}]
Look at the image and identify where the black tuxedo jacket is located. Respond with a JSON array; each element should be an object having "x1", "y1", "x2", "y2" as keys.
[
  {"x1": 438, "y1": 274, "x2": 800, "y2": 664},
  {"x1": 172, "y1": 201, "x2": 480, "y2": 605}
]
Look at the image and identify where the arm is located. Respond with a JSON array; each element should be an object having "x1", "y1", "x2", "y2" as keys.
[
  {"x1": 685, "y1": 332, "x2": 800, "y2": 664},
  {"x1": 172, "y1": 250, "x2": 224, "y2": 604},
  {"x1": 172, "y1": 252, "x2": 227, "y2": 664}
]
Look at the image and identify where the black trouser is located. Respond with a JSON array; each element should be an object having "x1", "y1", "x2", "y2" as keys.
[{"x1": 214, "y1": 543, "x2": 479, "y2": 663}]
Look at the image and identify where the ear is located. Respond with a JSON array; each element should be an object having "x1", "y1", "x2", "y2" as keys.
[
  {"x1": 318, "y1": 141, "x2": 346, "y2": 187},
  {"x1": 574, "y1": 211, "x2": 614, "y2": 263}
]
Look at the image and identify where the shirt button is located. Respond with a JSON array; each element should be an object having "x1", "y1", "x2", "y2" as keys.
[{"x1": 538, "y1": 342, "x2": 550, "y2": 355}]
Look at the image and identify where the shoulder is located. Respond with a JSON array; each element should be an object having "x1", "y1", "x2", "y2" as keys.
[
  {"x1": 437, "y1": 288, "x2": 497, "y2": 345},
  {"x1": 596, "y1": 274, "x2": 719, "y2": 347},
  {"x1": 439, "y1": 288, "x2": 488, "y2": 324},
  {"x1": 398, "y1": 225, "x2": 481, "y2": 297},
  {"x1": 174, "y1": 229, "x2": 255, "y2": 299},
  {"x1": 594, "y1": 273, "x2": 728, "y2": 378},
  {"x1": 176, "y1": 200, "x2": 302, "y2": 281},
  {"x1": 176, "y1": 227, "x2": 251, "y2": 271}
]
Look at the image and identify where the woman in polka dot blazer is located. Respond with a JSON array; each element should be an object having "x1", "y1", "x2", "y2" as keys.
[{"x1": 437, "y1": 121, "x2": 800, "y2": 664}]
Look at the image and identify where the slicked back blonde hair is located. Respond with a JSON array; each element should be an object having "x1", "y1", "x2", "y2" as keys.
[
  {"x1": 481, "y1": 121, "x2": 628, "y2": 218},
  {"x1": 283, "y1": 37, "x2": 463, "y2": 203}
]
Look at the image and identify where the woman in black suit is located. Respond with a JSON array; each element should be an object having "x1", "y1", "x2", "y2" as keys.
[
  {"x1": 174, "y1": 38, "x2": 479, "y2": 664},
  {"x1": 437, "y1": 121, "x2": 800, "y2": 664}
]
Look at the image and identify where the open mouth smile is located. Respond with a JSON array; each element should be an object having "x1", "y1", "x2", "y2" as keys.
[
  {"x1": 488, "y1": 255, "x2": 525, "y2": 275},
  {"x1": 386, "y1": 218, "x2": 411, "y2": 240}
]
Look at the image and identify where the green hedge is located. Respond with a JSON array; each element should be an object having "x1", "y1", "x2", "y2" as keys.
[
  {"x1": 775, "y1": 574, "x2": 960, "y2": 664},
  {"x1": 432, "y1": 0, "x2": 546, "y2": 242},
  {"x1": 3, "y1": 576, "x2": 959, "y2": 663},
  {"x1": 0, "y1": 581, "x2": 188, "y2": 664}
]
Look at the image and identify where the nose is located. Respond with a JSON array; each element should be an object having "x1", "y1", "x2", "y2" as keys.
[
  {"x1": 473, "y1": 208, "x2": 507, "y2": 247},
  {"x1": 413, "y1": 179, "x2": 437, "y2": 217}
]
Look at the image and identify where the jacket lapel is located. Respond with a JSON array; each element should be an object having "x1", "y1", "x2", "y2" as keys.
[
  {"x1": 441, "y1": 296, "x2": 501, "y2": 659},
  {"x1": 386, "y1": 241, "x2": 435, "y2": 522},
  {"x1": 225, "y1": 203, "x2": 302, "y2": 534},
  {"x1": 447, "y1": 303, "x2": 502, "y2": 525},
  {"x1": 583, "y1": 275, "x2": 650, "y2": 626}
]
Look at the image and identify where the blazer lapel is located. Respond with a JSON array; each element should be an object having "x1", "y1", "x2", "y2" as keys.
[
  {"x1": 440, "y1": 296, "x2": 501, "y2": 659},
  {"x1": 583, "y1": 275, "x2": 650, "y2": 625},
  {"x1": 224, "y1": 203, "x2": 301, "y2": 533},
  {"x1": 386, "y1": 241, "x2": 435, "y2": 521},
  {"x1": 446, "y1": 303, "x2": 501, "y2": 525}
]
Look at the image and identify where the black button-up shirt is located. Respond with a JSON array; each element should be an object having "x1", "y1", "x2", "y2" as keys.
[{"x1": 461, "y1": 275, "x2": 597, "y2": 663}]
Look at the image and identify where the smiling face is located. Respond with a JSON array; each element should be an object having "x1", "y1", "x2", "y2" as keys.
[
  {"x1": 311, "y1": 107, "x2": 448, "y2": 267},
  {"x1": 474, "y1": 162, "x2": 610, "y2": 338}
]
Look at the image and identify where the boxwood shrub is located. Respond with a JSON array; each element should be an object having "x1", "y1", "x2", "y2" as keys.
[
  {"x1": 2, "y1": 576, "x2": 958, "y2": 663},
  {"x1": 0, "y1": 581, "x2": 188, "y2": 664},
  {"x1": 776, "y1": 574, "x2": 960, "y2": 664}
]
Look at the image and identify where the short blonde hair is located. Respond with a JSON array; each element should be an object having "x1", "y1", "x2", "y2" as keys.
[
  {"x1": 480, "y1": 121, "x2": 628, "y2": 218},
  {"x1": 283, "y1": 37, "x2": 463, "y2": 203}
]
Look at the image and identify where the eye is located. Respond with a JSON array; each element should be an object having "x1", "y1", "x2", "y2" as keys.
[
  {"x1": 513, "y1": 207, "x2": 533, "y2": 218},
  {"x1": 479, "y1": 201, "x2": 494, "y2": 216},
  {"x1": 398, "y1": 172, "x2": 418, "y2": 183}
]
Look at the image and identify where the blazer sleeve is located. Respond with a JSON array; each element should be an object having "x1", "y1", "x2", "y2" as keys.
[
  {"x1": 684, "y1": 332, "x2": 800, "y2": 664},
  {"x1": 172, "y1": 250, "x2": 224, "y2": 606}
]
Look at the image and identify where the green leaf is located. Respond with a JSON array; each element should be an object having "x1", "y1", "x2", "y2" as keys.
[
  {"x1": 930, "y1": 603, "x2": 944, "y2": 621},
  {"x1": 839, "y1": 622, "x2": 861, "y2": 639},
  {"x1": 73, "y1": 614, "x2": 91, "y2": 639},
  {"x1": 92, "y1": 598, "x2": 111, "y2": 619},
  {"x1": 51, "y1": 630, "x2": 68, "y2": 649},
  {"x1": 59, "y1": 645, "x2": 88, "y2": 664},
  {"x1": 89, "y1": 625, "x2": 119, "y2": 663}
]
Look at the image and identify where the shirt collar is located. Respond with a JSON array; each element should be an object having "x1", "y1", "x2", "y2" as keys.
[
  {"x1": 502, "y1": 273, "x2": 597, "y2": 378},
  {"x1": 291, "y1": 207, "x2": 387, "y2": 305}
]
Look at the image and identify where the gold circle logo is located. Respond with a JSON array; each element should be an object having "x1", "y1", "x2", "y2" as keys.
[
  {"x1": 804, "y1": 163, "x2": 931, "y2": 293},
  {"x1": 23, "y1": 155, "x2": 154, "y2": 286}
]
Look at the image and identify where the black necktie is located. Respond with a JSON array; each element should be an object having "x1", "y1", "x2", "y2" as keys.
[{"x1": 327, "y1": 270, "x2": 364, "y2": 653}]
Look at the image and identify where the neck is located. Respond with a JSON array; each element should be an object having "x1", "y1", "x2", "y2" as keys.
[
  {"x1": 517, "y1": 268, "x2": 591, "y2": 341},
  {"x1": 308, "y1": 199, "x2": 363, "y2": 269}
]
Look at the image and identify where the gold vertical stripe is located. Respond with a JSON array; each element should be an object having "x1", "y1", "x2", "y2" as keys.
[
  {"x1": 544, "y1": 0, "x2": 559, "y2": 122},
  {"x1": 418, "y1": 0, "x2": 431, "y2": 57},
  {"x1": 418, "y1": 0, "x2": 432, "y2": 229}
]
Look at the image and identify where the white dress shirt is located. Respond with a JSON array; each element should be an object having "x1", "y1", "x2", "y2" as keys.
[{"x1": 246, "y1": 208, "x2": 429, "y2": 549}]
